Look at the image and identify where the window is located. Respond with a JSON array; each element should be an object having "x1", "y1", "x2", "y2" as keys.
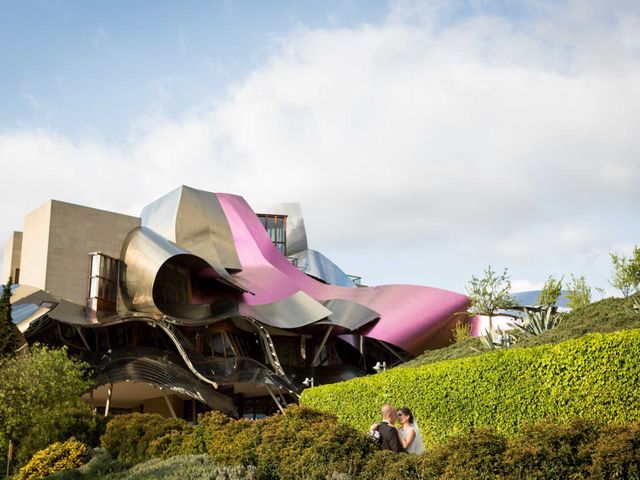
[
  {"x1": 155, "y1": 262, "x2": 191, "y2": 305},
  {"x1": 257, "y1": 214, "x2": 287, "y2": 254},
  {"x1": 88, "y1": 253, "x2": 119, "y2": 305}
]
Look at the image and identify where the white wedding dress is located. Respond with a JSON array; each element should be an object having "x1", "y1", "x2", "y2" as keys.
[{"x1": 400, "y1": 423, "x2": 425, "y2": 454}]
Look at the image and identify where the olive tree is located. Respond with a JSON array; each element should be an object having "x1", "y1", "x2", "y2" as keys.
[
  {"x1": 566, "y1": 274, "x2": 591, "y2": 310},
  {"x1": 537, "y1": 275, "x2": 564, "y2": 308},
  {"x1": 610, "y1": 246, "x2": 640, "y2": 298},
  {"x1": 466, "y1": 266, "x2": 518, "y2": 331}
]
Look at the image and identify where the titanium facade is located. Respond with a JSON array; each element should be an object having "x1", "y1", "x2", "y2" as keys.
[{"x1": 2, "y1": 186, "x2": 470, "y2": 419}]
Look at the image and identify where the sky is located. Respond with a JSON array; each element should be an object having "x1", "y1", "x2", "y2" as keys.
[{"x1": 1, "y1": 0, "x2": 639, "y2": 296}]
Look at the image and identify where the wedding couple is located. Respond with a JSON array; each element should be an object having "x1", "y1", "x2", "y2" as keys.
[{"x1": 370, "y1": 404, "x2": 425, "y2": 454}]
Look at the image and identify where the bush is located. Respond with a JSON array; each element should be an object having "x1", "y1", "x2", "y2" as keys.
[
  {"x1": 46, "y1": 449, "x2": 129, "y2": 479},
  {"x1": 590, "y1": 421, "x2": 640, "y2": 480},
  {"x1": 16, "y1": 437, "x2": 88, "y2": 480},
  {"x1": 359, "y1": 450, "x2": 423, "y2": 480},
  {"x1": 178, "y1": 410, "x2": 254, "y2": 466},
  {"x1": 252, "y1": 405, "x2": 375, "y2": 480},
  {"x1": 503, "y1": 419, "x2": 599, "y2": 479},
  {"x1": 47, "y1": 453, "x2": 255, "y2": 480},
  {"x1": 18, "y1": 402, "x2": 106, "y2": 467},
  {"x1": 118, "y1": 454, "x2": 256, "y2": 480},
  {"x1": 435, "y1": 427, "x2": 507, "y2": 479},
  {"x1": 101, "y1": 413, "x2": 189, "y2": 464},
  {"x1": 0, "y1": 345, "x2": 93, "y2": 465},
  {"x1": 302, "y1": 329, "x2": 640, "y2": 444}
]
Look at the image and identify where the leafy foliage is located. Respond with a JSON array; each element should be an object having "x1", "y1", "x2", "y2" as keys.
[
  {"x1": 566, "y1": 274, "x2": 592, "y2": 310},
  {"x1": 101, "y1": 412, "x2": 189, "y2": 464},
  {"x1": 0, "y1": 277, "x2": 19, "y2": 357},
  {"x1": 452, "y1": 319, "x2": 471, "y2": 343},
  {"x1": 0, "y1": 345, "x2": 94, "y2": 465},
  {"x1": 49, "y1": 453, "x2": 256, "y2": 480},
  {"x1": 302, "y1": 329, "x2": 640, "y2": 444},
  {"x1": 250, "y1": 405, "x2": 374, "y2": 480},
  {"x1": 16, "y1": 437, "x2": 88, "y2": 480},
  {"x1": 60, "y1": 414, "x2": 640, "y2": 479},
  {"x1": 407, "y1": 294, "x2": 640, "y2": 367},
  {"x1": 100, "y1": 406, "x2": 374, "y2": 480},
  {"x1": 590, "y1": 421, "x2": 640, "y2": 480},
  {"x1": 610, "y1": 246, "x2": 640, "y2": 298},
  {"x1": 503, "y1": 419, "x2": 599, "y2": 479},
  {"x1": 537, "y1": 274, "x2": 564, "y2": 307},
  {"x1": 466, "y1": 266, "x2": 518, "y2": 330}
]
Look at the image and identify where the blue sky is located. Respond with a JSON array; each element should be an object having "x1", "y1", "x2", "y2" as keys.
[
  {"x1": 1, "y1": 1, "x2": 388, "y2": 142},
  {"x1": 1, "y1": 0, "x2": 639, "y2": 295}
]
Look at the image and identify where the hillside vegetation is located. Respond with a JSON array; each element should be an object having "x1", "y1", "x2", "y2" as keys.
[
  {"x1": 302, "y1": 328, "x2": 640, "y2": 442},
  {"x1": 403, "y1": 294, "x2": 640, "y2": 368}
]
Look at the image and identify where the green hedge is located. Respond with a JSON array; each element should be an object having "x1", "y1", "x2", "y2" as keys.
[{"x1": 301, "y1": 329, "x2": 640, "y2": 444}]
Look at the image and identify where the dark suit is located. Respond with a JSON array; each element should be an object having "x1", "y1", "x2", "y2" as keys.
[{"x1": 378, "y1": 421, "x2": 404, "y2": 453}]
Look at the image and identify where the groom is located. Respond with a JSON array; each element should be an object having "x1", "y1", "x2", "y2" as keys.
[{"x1": 377, "y1": 404, "x2": 404, "y2": 453}]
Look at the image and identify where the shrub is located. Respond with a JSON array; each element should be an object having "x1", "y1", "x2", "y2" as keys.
[
  {"x1": 101, "y1": 413, "x2": 189, "y2": 464},
  {"x1": 46, "y1": 449, "x2": 129, "y2": 479},
  {"x1": 590, "y1": 421, "x2": 640, "y2": 480},
  {"x1": 178, "y1": 410, "x2": 254, "y2": 466},
  {"x1": 0, "y1": 345, "x2": 93, "y2": 465},
  {"x1": 359, "y1": 450, "x2": 423, "y2": 480},
  {"x1": 452, "y1": 319, "x2": 471, "y2": 343},
  {"x1": 503, "y1": 419, "x2": 599, "y2": 479},
  {"x1": 302, "y1": 329, "x2": 640, "y2": 444},
  {"x1": 436, "y1": 427, "x2": 507, "y2": 479},
  {"x1": 16, "y1": 437, "x2": 88, "y2": 480},
  {"x1": 252, "y1": 405, "x2": 375, "y2": 480},
  {"x1": 118, "y1": 454, "x2": 256, "y2": 480},
  {"x1": 18, "y1": 402, "x2": 106, "y2": 467}
]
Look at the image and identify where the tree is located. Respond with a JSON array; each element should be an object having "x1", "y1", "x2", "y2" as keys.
[
  {"x1": 0, "y1": 345, "x2": 95, "y2": 466},
  {"x1": 610, "y1": 246, "x2": 640, "y2": 298},
  {"x1": 566, "y1": 274, "x2": 591, "y2": 310},
  {"x1": 0, "y1": 276, "x2": 19, "y2": 357},
  {"x1": 466, "y1": 266, "x2": 518, "y2": 331},
  {"x1": 537, "y1": 275, "x2": 564, "y2": 308}
]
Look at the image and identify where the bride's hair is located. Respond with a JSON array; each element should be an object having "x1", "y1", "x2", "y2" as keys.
[{"x1": 398, "y1": 407, "x2": 414, "y2": 424}]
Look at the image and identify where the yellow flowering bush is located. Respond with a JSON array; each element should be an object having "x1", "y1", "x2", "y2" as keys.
[{"x1": 16, "y1": 437, "x2": 87, "y2": 480}]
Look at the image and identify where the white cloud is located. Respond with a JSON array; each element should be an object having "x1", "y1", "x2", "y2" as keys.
[
  {"x1": 511, "y1": 279, "x2": 545, "y2": 293},
  {"x1": 1, "y1": 0, "x2": 639, "y2": 292}
]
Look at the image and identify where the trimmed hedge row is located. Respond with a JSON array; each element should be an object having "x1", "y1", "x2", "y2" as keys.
[{"x1": 301, "y1": 329, "x2": 640, "y2": 444}]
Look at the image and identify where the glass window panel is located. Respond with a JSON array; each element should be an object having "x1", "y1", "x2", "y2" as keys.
[
  {"x1": 266, "y1": 217, "x2": 275, "y2": 240},
  {"x1": 275, "y1": 218, "x2": 284, "y2": 242},
  {"x1": 91, "y1": 255, "x2": 100, "y2": 276},
  {"x1": 211, "y1": 334, "x2": 225, "y2": 356},
  {"x1": 89, "y1": 277, "x2": 99, "y2": 298}
]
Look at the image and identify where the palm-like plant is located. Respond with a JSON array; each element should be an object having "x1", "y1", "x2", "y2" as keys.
[{"x1": 511, "y1": 307, "x2": 563, "y2": 336}]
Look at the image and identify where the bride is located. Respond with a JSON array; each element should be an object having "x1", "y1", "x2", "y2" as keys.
[{"x1": 396, "y1": 407, "x2": 425, "y2": 454}]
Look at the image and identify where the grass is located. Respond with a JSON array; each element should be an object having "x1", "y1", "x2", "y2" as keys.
[{"x1": 403, "y1": 294, "x2": 640, "y2": 368}]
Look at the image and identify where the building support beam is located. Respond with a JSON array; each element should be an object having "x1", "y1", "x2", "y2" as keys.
[
  {"x1": 265, "y1": 384, "x2": 286, "y2": 415},
  {"x1": 376, "y1": 339, "x2": 406, "y2": 363},
  {"x1": 163, "y1": 394, "x2": 177, "y2": 419},
  {"x1": 311, "y1": 326, "x2": 333, "y2": 367},
  {"x1": 75, "y1": 326, "x2": 91, "y2": 351},
  {"x1": 104, "y1": 383, "x2": 113, "y2": 417}
]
